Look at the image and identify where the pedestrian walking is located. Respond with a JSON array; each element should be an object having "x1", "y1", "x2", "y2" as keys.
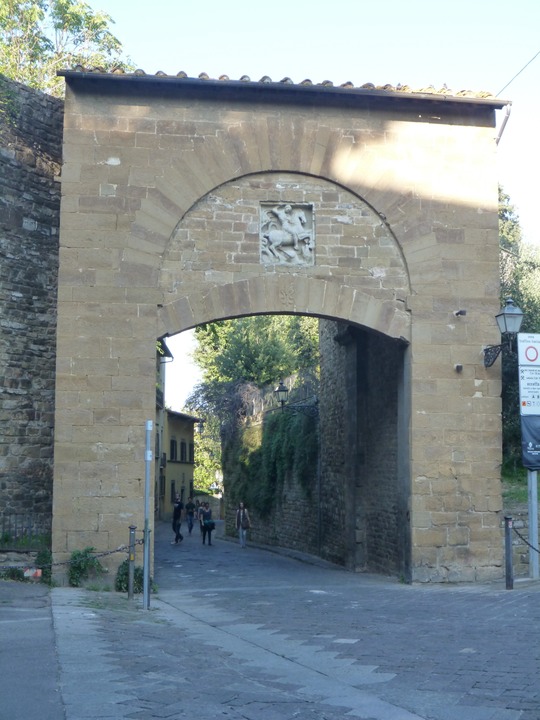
[
  {"x1": 171, "y1": 493, "x2": 184, "y2": 544},
  {"x1": 201, "y1": 502, "x2": 215, "y2": 546},
  {"x1": 197, "y1": 501, "x2": 204, "y2": 534},
  {"x1": 236, "y1": 502, "x2": 251, "y2": 548},
  {"x1": 185, "y1": 496, "x2": 196, "y2": 535}
]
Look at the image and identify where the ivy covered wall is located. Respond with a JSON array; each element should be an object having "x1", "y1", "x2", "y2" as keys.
[{"x1": 224, "y1": 396, "x2": 321, "y2": 556}]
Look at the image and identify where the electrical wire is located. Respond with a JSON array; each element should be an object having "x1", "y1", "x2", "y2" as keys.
[{"x1": 497, "y1": 49, "x2": 540, "y2": 96}]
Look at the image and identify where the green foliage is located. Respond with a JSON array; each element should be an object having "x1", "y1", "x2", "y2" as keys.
[
  {"x1": 499, "y1": 188, "x2": 540, "y2": 464},
  {"x1": 225, "y1": 410, "x2": 319, "y2": 517},
  {"x1": 499, "y1": 188, "x2": 540, "y2": 331},
  {"x1": 115, "y1": 559, "x2": 144, "y2": 594},
  {"x1": 0, "y1": 528, "x2": 51, "y2": 550},
  {"x1": 501, "y1": 459, "x2": 528, "y2": 504},
  {"x1": 0, "y1": 0, "x2": 133, "y2": 97},
  {"x1": 192, "y1": 414, "x2": 223, "y2": 494},
  {"x1": 1, "y1": 566, "x2": 26, "y2": 581},
  {"x1": 67, "y1": 547, "x2": 105, "y2": 587},
  {"x1": 187, "y1": 315, "x2": 321, "y2": 516},
  {"x1": 193, "y1": 316, "x2": 319, "y2": 385},
  {"x1": 36, "y1": 548, "x2": 52, "y2": 584},
  {"x1": 0, "y1": 74, "x2": 19, "y2": 130}
]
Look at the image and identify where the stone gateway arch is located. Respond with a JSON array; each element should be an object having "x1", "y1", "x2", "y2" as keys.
[{"x1": 53, "y1": 69, "x2": 507, "y2": 582}]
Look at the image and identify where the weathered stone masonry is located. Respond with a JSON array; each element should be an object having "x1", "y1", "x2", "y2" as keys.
[
  {"x1": 51, "y1": 71, "x2": 507, "y2": 583},
  {"x1": 0, "y1": 76, "x2": 63, "y2": 527},
  {"x1": 0, "y1": 69, "x2": 511, "y2": 583}
]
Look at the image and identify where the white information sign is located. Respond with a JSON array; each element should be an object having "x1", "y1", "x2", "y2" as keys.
[
  {"x1": 518, "y1": 334, "x2": 540, "y2": 415},
  {"x1": 517, "y1": 333, "x2": 540, "y2": 579}
]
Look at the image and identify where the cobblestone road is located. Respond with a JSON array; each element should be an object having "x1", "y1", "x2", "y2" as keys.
[{"x1": 2, "y1": 520, "x2": 539, "y2": 719}]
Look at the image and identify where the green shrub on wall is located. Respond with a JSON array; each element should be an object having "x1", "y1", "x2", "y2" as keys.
[
  {"x1": 0, "y1": 75, "x2": 20, "y2": 129},
  {"x1": 225, "y1": 411, "x2": 318, "y2": 516},
  {"x1": 67, "y1": 547, "x2": 105, "y2": 587}
]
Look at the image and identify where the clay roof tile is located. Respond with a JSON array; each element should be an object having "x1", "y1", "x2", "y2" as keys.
[{"x1": 61, "y1": 66, "x2": 497, "y2": 100}]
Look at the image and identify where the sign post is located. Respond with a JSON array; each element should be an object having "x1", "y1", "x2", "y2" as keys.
[
  {"x1": 143, "y1": 419, "x2": 153, "y2": 609},
  {"x1": 517, "y1": 334, "x2": 540, "y2": 579}
]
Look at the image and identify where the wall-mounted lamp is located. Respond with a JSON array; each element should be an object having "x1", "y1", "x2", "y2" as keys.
[
  {"x1": 274, "y1": 380, "x2": 289, "y2": 409},
  {"x1": 483, "y1": 297, "x2": 524, "y2": 367},
  {"x1": 273, "y1": 380, "x2": 318, "y2": 418}
]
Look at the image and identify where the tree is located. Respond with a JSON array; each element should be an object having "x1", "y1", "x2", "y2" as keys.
[
  {"x1": 192, "y1": 315, "x2": 319, "y2": 386},
  {"x1": 192, "y1": 415, "x2": 223, "y2": 496},
  {"x1": 499, "y1": 187, "x2": 540, "y2": 332},
  {"x1": 186, "y1": 315, "x2": 320, "y2": 506},
  {"x1": 0, "y1": 0, "x2": 131, "y2": 96},
  {"x1": 499, "y1": 188, "x2": 540, "y2": 466}
]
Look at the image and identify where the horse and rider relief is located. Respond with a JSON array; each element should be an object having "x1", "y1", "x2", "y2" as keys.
[{"x1": 260, "y1": 203, "x2": 314, "y2": 266}]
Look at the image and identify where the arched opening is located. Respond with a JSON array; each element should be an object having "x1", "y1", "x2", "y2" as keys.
[{"x1": 158, "y1": 311, "x2": 411, "y2": 580}]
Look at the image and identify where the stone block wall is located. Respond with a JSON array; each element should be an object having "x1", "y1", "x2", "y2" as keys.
[
  {"x1": 361, "y1": 332, "x2": 406, "y2": 574},
  {"x1": 319, "y1": 320, "x2": 409, "y2": 575},
  {"x1": 53, "y1": 73, "x2": 504, "y2": 582},
  {"x1": 318, "y1": 320, "x2": 356, "y2": 567},
  {"x1": 0, "y1": 76, "x2": 63, "y2": 526},
  {"x1": 226, "y1": 466, "x2": 321, "y2": 557}
]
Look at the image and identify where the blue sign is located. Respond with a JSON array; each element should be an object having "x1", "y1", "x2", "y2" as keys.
[{"x1": 521, "y1": 415, "x2": 540, "y2": 470}]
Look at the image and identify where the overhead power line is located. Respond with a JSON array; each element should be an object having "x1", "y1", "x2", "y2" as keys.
[{"x1": 498, "y1": 49, "x2": 540, "y2": 96}]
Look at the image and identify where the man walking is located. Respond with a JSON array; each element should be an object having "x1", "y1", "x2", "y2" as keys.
[
  {"x1": 171, "y1": 493, "x2": 184, "y2": 544},
  {"x1": 185, "y1": 496, "x2": 196, "y2": 535}
]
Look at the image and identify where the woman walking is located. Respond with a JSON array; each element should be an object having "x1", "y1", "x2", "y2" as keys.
[
  {"x1": 201, "y1": 502, "x2": 215, "y2": 546},
  {"x1": 236, "y1": 502, "x2": 251, "y2": 548}
]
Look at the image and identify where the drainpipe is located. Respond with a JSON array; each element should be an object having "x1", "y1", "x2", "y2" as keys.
[{"x1": 496, "y1": 104, "x2": 512, "y2": 145}]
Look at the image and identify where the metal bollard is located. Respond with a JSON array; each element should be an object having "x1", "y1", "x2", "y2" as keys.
[
  {"x1": 504, "y1": 516, "x2": 513, "y2": 590},
  {"x1": 128, "y1": 525, "x2": 136, "y2": 600}
]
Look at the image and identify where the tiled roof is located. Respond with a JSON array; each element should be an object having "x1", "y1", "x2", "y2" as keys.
[{"x1": 65, "y1": 66, "x2": 499, "y2": 101}]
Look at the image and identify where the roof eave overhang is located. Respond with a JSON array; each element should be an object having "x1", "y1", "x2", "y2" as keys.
[{"x1": 57, "y1": 70, "x2": 510, "y2": 112}]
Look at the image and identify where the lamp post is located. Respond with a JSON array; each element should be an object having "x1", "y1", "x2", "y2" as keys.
[{"x1": 483, "y1": 298, "x2": 524, "y2": 367}]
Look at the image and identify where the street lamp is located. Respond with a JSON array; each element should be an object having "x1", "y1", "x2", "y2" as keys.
[
  {"x1": 273, "y1": 380, "x2": 319, "y2": 418},
  {"x1": 483, "y1": 297, "x2": 524, "y2": 367},
  {"x1": 274, "y1": 380, "x2": 289, "y2": 410}
]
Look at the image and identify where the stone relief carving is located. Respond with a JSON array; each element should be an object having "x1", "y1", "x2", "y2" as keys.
[
  {"x1": 260, "y1": 203, "x2": 314, "y2": 266},
  {"x1": 279, "y1": 284, "x2": 295, "y2": 309}
]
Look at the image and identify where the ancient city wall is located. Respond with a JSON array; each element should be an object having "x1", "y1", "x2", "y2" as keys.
[
  {"x1": 0, "y1": 76, "x2": 63, "y2": 530},
  {"x1": 0, "y1": 69, "x2": 510, "y2": 583}
]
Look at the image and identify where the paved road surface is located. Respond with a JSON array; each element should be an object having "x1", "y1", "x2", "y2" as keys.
[{"x1": 1, "y1": 520, "x2": 539, "y2": 719}]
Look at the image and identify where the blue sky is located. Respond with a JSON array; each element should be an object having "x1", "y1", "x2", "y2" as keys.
[{"x1": 90, "y1": 0, "x2": 540, "y2": 406}]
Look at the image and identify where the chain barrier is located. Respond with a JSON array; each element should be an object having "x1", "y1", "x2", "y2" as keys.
[
  {"x1": 512, "y1": 524, "x2": 540, "y2": 555},
  {"x1": 0, "y1": 536, "x2": 145, "y2": 572}
]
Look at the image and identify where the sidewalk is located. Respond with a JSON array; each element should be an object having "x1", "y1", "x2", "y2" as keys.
[{"x1": 2, "y1": 520, "x2": 539, "y2": 719}]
